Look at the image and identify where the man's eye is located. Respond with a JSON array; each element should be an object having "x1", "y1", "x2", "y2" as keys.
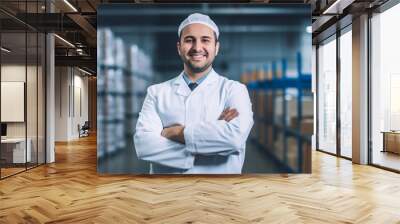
[
  {"x1": 185, "y1": 39, "x2": 193, "y2": 43},
  {"x1": 202, "y1": 39, "x2": 210, "y2": 43}
]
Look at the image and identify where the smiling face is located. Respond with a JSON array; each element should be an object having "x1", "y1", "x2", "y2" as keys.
[{"x1": 177, "y1": 23, "x2": 219, "y2": 75}]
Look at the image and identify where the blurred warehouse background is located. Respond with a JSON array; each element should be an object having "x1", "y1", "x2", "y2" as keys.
[
  {"x1": 2, "y1": 1, "x2": 400, "y2": 223},
  {"x1": 97, "y1": 4, "x2": 312, "y2": 174}
]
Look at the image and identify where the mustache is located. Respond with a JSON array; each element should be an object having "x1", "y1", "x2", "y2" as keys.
[{"x1": 188, "y1": 50, "x2": 208, "y2": 55}]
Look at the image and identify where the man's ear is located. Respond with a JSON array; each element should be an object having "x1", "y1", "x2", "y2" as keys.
[
  {"x1": 215, "y1": 41, "x2": 220, "y2": 56},
  {"x1": 177, "y1": 41, "x2": 181, "y2": 56}
]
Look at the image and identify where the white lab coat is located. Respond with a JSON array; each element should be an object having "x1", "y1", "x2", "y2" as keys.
[{"x1": 134, "y1": 69, "x2": 254, "y2": 174}]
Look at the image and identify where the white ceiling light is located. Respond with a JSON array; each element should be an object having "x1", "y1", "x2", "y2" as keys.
[
  {"x1": 323, "y1": 0, "x2": 354, "y2": 15},
  {"x1": 323, "y1": 0, "x2": 341, "y2": 14},
  {"x1": 306, "y1": 26, "x2": 312, "y2": 33},
  {"x1": 63, "y1": 0, "x2": 78, "y2": 12},
  {"x1": 1, "y1": 47, "x2": 11, "y2": 53},
  {"x1": 76, "y1": 48, "x2": 84, "y2": 55},
  {"x1": 54, "y1": 34, "x2": 75, "y2": 48},
  {"x1": 78, "y1": 67, "x2": 93, "y2": 76}
]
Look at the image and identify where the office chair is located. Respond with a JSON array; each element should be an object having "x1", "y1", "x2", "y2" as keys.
[{"x1": 79, "y1": 121, "x2": 90, "y2": 138}]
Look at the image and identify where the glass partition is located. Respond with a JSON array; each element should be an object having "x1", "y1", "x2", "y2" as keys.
[
  {"x1": 339, "y1": 28, "x2": 352, "y2": 158},
  {"x1": 1, "y1": 30, "x2": 28, "y2": 177},
  {"x1": 371, "y1": 3, "x2": 400, "y2": 171},
  {"x1": 317, "y1": 36, "x2": 337, "y2": 154},
  {"x1": 0, "y1": 1, "x2": 46, "y2": 179},
  {"x1": 27, "y1": 30, "x2": 38, "y2": 169}
]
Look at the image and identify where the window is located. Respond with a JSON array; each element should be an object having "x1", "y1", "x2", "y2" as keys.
[
  {"x1": 339, "y1": 28, "x2": 352, "y2": 158},
  {"x1": 317, "y1": 36, "x2": 337, "y2": 154},
  {"x1": 371, "y1": 3, "x2": 400, "y2": 171}
]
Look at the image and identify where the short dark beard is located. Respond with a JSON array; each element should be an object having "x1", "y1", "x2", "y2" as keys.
[{"x1": 180, "y1": 54, "x2": 212, "y2": 74}]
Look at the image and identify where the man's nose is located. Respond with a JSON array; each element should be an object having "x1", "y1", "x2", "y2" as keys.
[{"x1": 192, "y1": 41, "x2": 202, "y2": 51}]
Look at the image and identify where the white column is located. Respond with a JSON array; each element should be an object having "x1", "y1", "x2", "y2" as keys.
[
  {"x1": 46, "y1": 1, "x2": 55, "y2": 163},
  {"x1": 352, "y1": 14, "x2": 369, "y2": 164}
]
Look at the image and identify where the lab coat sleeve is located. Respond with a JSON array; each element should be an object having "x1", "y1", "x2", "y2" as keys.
[
  {"x1": 134, "y1": 85, "x2": 195, "y2": 169},
  {"x1": 184, "y1": 83, "x2": 254, "y2": 155}
]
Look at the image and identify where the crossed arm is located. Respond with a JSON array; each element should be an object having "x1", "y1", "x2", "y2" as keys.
[
  {"x1": 134, "y1": 84, "x2": 253, "y2": 169},
  {"x1": 161, "y1": 107, "x2": 239, "y2": 144}
]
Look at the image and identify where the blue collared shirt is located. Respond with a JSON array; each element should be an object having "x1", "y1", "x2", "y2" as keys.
[{"x1": 182, "y1": 69, "x2": 212, "y2": 87}]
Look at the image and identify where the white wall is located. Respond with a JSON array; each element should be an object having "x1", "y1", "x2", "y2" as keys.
[
  {"x1": 55, "y1": 67, "x2": 89, "y2": 141},
  {"x1": 1, "y1": 66, "x2": 26, "y2": 138},
  {"x1": 1, "y1": 65, "x2": 39, "y2": 137},
  {"x1": 55, "y1": 66, "x2": 69, "y2": 141},
  {"x1": 1, "y1": 65, "x2": 26, "y2": 81},
  {"x1": 71, "y1": 72, "x2": 89, "y2": 138},
  {"x1": 1, "y1": 63, "x2": 46, "y2": 163}
]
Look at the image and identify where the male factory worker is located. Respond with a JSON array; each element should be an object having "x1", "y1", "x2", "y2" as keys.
[{"x1": 134, "y1": 13, "x2": 254, "y2": 174}]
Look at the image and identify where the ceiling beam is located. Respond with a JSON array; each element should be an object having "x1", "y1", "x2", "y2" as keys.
[
  {"x1": 98, "y1": 6, "x2": 310, "y2": 16},
  {"x1": 110, "y1": 25, "x2": 307, "y2": 33},
  {"x1": 55, "y1": 55, "x2": 96, "y2": 70}
]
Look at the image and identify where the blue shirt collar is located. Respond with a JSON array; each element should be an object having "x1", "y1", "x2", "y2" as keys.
[{"x1": 182, "y1": 68, "x2": 212, "y2": 86}]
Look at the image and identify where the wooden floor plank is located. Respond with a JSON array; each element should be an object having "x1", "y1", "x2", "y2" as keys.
[{"x1": 0, "y1": 134, "x2": 399, "y2": 223}]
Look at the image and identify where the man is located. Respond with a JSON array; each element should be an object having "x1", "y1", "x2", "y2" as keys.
[{"x1": 134, "y1": 13, "x2": 254, "y2": 174}]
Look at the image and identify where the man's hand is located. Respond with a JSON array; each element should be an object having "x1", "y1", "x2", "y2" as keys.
[
  {"x1": 161, "y1": 108, "x2": 238, "y2": 143},
  {"x1": 218, "y1": 107, "x2": 239, "y2": 122},
  {"x1": 161, "y1": 124, "x2": 185, "y2": 144}
]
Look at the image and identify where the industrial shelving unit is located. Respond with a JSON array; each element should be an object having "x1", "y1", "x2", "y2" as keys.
[
  {"x1": 245, "y1": 53, "x2": 312, "y2": 173},
  {"x1": 97, "y1": 29, "x2": 153, "y2": 159}
]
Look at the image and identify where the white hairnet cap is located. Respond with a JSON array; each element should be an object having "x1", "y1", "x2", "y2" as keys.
[{"x1": 178, "y1": 13, "x2": 219, "y2": 39}]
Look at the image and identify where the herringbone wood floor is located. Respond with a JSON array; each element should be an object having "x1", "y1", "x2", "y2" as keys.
[{"x1": 1, "y1": 135, "x2": 400, "y2": 224}]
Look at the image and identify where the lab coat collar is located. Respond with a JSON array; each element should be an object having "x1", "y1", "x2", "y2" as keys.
[{"x1": 173, "y1": 68, "x2": 219, "y2": 96}]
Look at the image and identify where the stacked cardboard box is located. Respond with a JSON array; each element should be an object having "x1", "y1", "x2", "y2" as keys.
[
  {"x1": 114, "y1": 38, "x2": 126, "y2": 150},
  {"x1": 98, "y1": 28, "x2": 153, "y2": 158},
  {"x1": 290, "y1": 117, "x2": 313, "y2": 135},
  {"x1": 97, "y1": 28, "x2": 115, "y2": 157},
  {"x1": 125, "y1": 44, "x2": 153, "y2": 138},
  {"x1": 287, "y1": 137, "x2": 311, "y2": 173}
]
